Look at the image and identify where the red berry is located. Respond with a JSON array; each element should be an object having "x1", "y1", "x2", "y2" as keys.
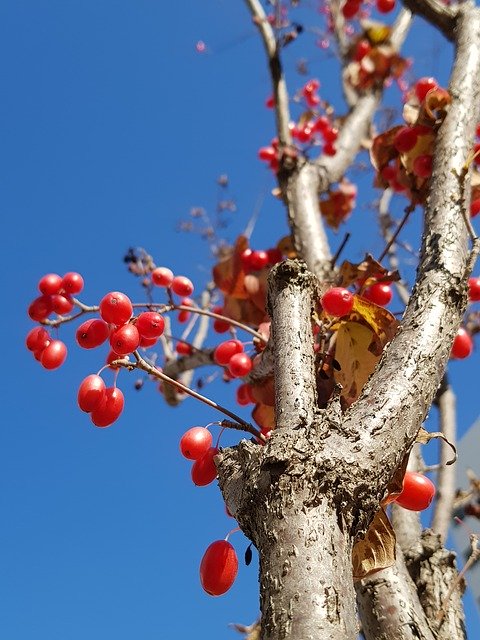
[
  {"x1": 363, "y1": 283, "x2": 393, "y2": 306},
  {"x1": 40, "y1": 340, "x2": 67, "y2": 370},
  {"x1": 180, "y1": 427, "x2": 213, "y2": 460},
  {"x1": 258, "y1": 147, "x2": 277, "y2": 162},
  {"x1": 394, "y1": 471, "x2": 436, "y2": 511},
  {"x1": 139, "y1": 335, "x2": 158, "y2": 348},
  {"x1": 303, "y1": 79, "x2": 320, "y2": 95},
  {"x1": 249, "y1": 250, "x2": 269, "y2": 271},
  {"x1": 376, "y1": 0, "x2": 395, "y2": 12},
  {"x1": 51, "y1": 294, "x2": 74, "y2": 315},
  {"x1": 342, "y1": 0, "x2": 360, "y2": 18},
  {"x1": 213, "y1": 318, "x2": 231, "y2": 333},
  {"x1": 135, "y1": 312, "x2": 165, "y2": 339},
  {"x1": 191, "y1": 447, "x2": 219, "y2": 486},
  {"x1": 78, "y1": 375, "x2": 106, "y2": 413},
  {"x1": 38, "y1": 273, "x2": 62, "y2": 295},
  {"x1": 393, "y1": 127, "x2": 418, "y2": 153},
  {"x1": 470, "y1": 199, "x2": 480, "y2": 217},
  {"x1": 28, "y1": 295, "x2": 53, "y2": 321},
  {"x1": 99, "y1": 291, "x2": 133, "y2": 325},
  {"x1": 240, "y1": 249, "x2": 253, "y2": 272},
  {"x1": 414, "y1": 77, "x2": 438, "y2": 102},
  {"x1": 109, "y1": 323, "x2": 140, "y2": 355},
  {"x1": 214, "y1": 340, "x2": 244, "y2": 366},
  {"x1": 321, "y1": 287, "x2": 354, "y2": 316},
  {"x1": 313, "y1": 116, "x2": 329, "y2": 133},
  {"x1": 26, "y1": 327, "x2": 50, "y2": 352},
  {"x1": 323, "y1": 142, "x2": 336, "y2": 156},
  {"x1": 171, "y1": 276, "x2": 194, "y2": 297},
  {"x1": 266, "y1": 248, "x2": 283, "y2": 265},
  {"x1": 76, "y1": 318, "x2": 110, "y2": 349},
  {"x1": 90, "y1": 387, "x2": 124, "y2": 427},
  {"x1": 200, "y1": 540, "x2": 239, "y2": 596},
  {"x1": 354, "y1": 39, "x2": 371, "y2": 61},
  {"x1": 265, "y1": 95, "x2": 275, "y2": 109},
  {"x1": 176, "y1": 341, "x2": 193, "y2": 356},
  {"x1": 323, "y1": 127, "x2": 338, "y2": 144},
  {"x1": 305, "y1": 92, "x2": 320, "y2": 108},
  {"x1": 412, "y1": 154, "x2": 433, "y2": 179},
  {"x1": 381, "y1": 164, "x2": 397, "y2": 182},
  {"x1": 61, "y1": 272, "x2": 84, "y2": 295},
  {"x1": 468, "y1": 277, "x2": 480, "y2": 302},
  {"x1": 451, "y1": 327, "x2": 473, "y2": 359},
  {"x1": 228, "y1": 353, "x2": 252, "y2": 378},
  {"x1": 236, "y1": 383, "x2": 254, "y2": 406},
  {"x1": 151, "y1": 267, "x2": 174, "y2": 287},
  {"x1": 296, "y1": 125, "x2": 313, "y2": 143}
]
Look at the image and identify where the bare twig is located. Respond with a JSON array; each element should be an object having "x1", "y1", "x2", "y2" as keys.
[{"x1": 401, "y1": 0, "x2": 457, "y2": 41}]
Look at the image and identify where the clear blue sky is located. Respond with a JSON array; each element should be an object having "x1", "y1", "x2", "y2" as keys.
[{"x1": 1, "y1": 1, "x2": 478, "y2": 638}]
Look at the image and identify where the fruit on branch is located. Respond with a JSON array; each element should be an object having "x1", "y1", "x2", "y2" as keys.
[
  {"x1": 191, "y1": 447, "x2": 219, "y2": 486},
  {"x1": 151, "y1": 266, "x2": 174, "y2": 287},
  {"x1": 236, "y1": 383, "x2": 255, "y2": 406},
  {"x1": 471, "y1": 200, "x2": 480, "y2": 217},
  {"x1": 214, "y1": 340, "x2": 244, "y2": 366},
  {"x1": 393, "y1": 127, "x2": 418, "y2": 153},
  {"x1": 394, "y1": 471, "x2": 436, "y2": 511},
  {"x1": 90, "y1": 387, "x2": 125, "y2": 427},
  {"x1": 342, "y1": 0, "x2": 360, "y2": 19},
  {"x1": 61, "y1": 272, "x2": 84, "y2": 295},
  {"x1": 376, "y1": 0, "x2": 395, "y2": 14},
  {"x1": 171, "y1": 276, "x2": 194, "y2": 297},
  {"x1": 78, "y1": 375, "x2": 107, "y2": 413},
  {"x1": 362, "y1": 283, "x2": 393, "y2": 306},
  {"x1": 321, "y1": 287, "x2": 354, "y2": 317},
  {"x1": 415, "y1": 76, "x2": 438, "y2": 103},
  {"x1": 109, "y1": 324, "x2": 140, "y2": 356},
  {"x1": 468, "y1": 277, "x2": 480, "y2": 302},
  {"x1": 180, "y1": 427, "x2": 213, "y2": 460},
  {"x1": 38, "y1": 273, "x2": 63, "y2": 295},
  {"x1": 176, "y1": 341, "x2": 193, "y2": 356},
  {"x1": 200, "y1": 539, "x2": 239, "y2": 596},
  {"x1": 76, "y1": 319, "x2": 110, "y2": 349},
  {"x1": 99, "y1": 291, "x2": 133, "y2": 325},
  {"x1": 412, "y1": 154, "x2": 433, "y2": 179},
  {"x1": 228, "y1": 353, "x2": 253, "y2": 378},
  {"x1": 26, "y1": 327, "x2": 50, "y2": 352},
  {"x1": 451, "y1": 327, "x2": 473, "y2": 359},
  {"x1": 51, "y1": 294, "x2": 74, "y2": 314},
  {"x1": 40, "y1": 339, "x2": 67, "y2": 370},
  {"x1": 135, "y1": 312, "x2": 165, "y2": 339},
  {"x1": 28, "y1": 295, "x2": 53, "y2": 321}
]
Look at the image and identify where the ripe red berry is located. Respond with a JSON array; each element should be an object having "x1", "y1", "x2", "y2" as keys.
[
  {"x1": 28, "y1": 295, "x2": 53, "y2": 321},
  {"x1": 99, "y1": 291, "x2": 133, "y2": 325},
  {"x1": 76, "y1": 318, "x2": 110, "y2": 349},
  {"x1": 180, "y1": 427, "x2": 213, "y2": 460},
  {"x1": 236, "y1": 383, "x2": 254, "y2": 406},
  {"x1": 414, "y1": 77, "x2": 438, "y2": 102},
  {"x1": 38, "y1": 273, "x2": 62, "y2": 295},
  {"x1": 412, "y1": 154, "x2": 433, "y2": 179},
  {"x1": 135, "y1": 312, "x2": 165, "y2": 339},
  {"x1": 249, "y1": 250, "x2": 269, "y2": 271},
  {"x1": 394, "y1": 471, "x2": 436, "y2": 511},
  {"x1": 61, "y1": 272, "x2": 84, "y2": 295},
  {"x1": 90, "y1": 387, "x2": 125, "y2": 427},
  {"x1": 258, "y1": 147, "x2": 277, "y2": 162},
  {"x1": 303, "y1": 78, "x2": 320, "y2": 96},
  {"x1": 323, "y1": 142, "x2": 336, "y2": 156},
  {"x1": 470, "y1": 199, "x2": 480, "y2": 217},
  {"x1": 51, "y1": 294, "x2": 74, "y2": 315},
  {"x1": 451, "y1": 327, "x2": 473, "y2": 359},
  {"x1": 26, "y1": 327, "x2": 50, "y2": 352},
  {"x1": 266, "y1": 248, "x2": 283, "y2": 265},
  {"x1": 376, "y1": 0, "x2": 395, "y2": 13},
  {"x1": 321, "y1": 287, "x2": 354, "y2": 316},
  {"x1": 363, "y1": 283, "x2": 393, "y2": 306},
  {"x1": 468, "y1": 277, "x2": 480, "y2": 302},
  {"x1": 171, "y1": 276, "x2": 194, "y2": 297},
  {"x1": 342, "y1": 0, "x2": 360, "y2": 19},
  {"x1": 200, "y1": 540, "x2": 239, "y2": 596},
  {"x1": 323, "y1": 127, "x2": 338, "y2": 144},
  {"x1": 214, "y1": 340, "x2": 244, "y2": 366},
  {"x1": 40, "y1": 340, "x2": 67, "y2": 370},
  {"x1": 176, "y1": 341, "x2": 193, "y2": 356},
  {"x1": 393, "y1": 127, "x2": 418, "y2": 153},
  {"x1": 139, "y1": 335, "x2": 158, "y2": 348},
  {"x1": 228, "y1": 353, "x2": 252, "y2": 378},
  {"x1": 151, "y1": 267, "x2": 174, "y2": 287},
  {"x1": 191, "y1": 447, "x2": 219, "y2": 486},
  {"x1": 109, "y1": 323, "x2": 140, "y2": 355},
  {"x1": 354, "y1": 39, "x2": 371, "y2": 61},
  {"x1": 77, "y1": 374, "x2": 106, "y2": 413}
]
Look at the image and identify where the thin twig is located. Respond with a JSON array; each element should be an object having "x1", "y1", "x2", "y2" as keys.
[{"x1": 378, "y1": 203, "x2": 415, "y2": 264}]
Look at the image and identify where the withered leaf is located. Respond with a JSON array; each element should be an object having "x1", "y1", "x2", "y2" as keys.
[
  {"x1": 276, "y1": 235, "x2": 297, "y2": 259},
  {"x1": 213, "y1": 235, "x2": 250, "y2": 299},
  {"x1": 352, "y1": 508, "x2": 396, "y2": 580},
  {"x1": 349, "y1": 295, "x2": 399, "y2": 356},
  {"x1": 416, "y1": 426, "x2": 457, "y2": 465},
  {"x1": 338, "y1": 254, "x2": 400, "y2": 288},
  {"x1": 252, "y1": 403, "x2": 275, "y2": 431}
]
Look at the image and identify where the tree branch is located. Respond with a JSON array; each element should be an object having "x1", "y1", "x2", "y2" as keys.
[{"x1": 401, "y1": 0, "x2": 458, "y2": 41}]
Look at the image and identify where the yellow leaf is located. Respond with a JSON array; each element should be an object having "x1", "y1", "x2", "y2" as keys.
[
  {"x1": 352, "y1": 508, "x2": 396, "y2": 580},
  {"x1": 350, "y1": 296, "x2": 399, "y2": 355}
]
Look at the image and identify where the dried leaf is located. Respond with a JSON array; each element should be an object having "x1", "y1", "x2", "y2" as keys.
[
  {"x1": 381, "y1": 451, "x2": 410, "y2": 506},
  {"x1": 277, "y1": 235, "x2": 297, "y2": 259},
  {"x1": 213, "y1": 235, "x2": 250, "y2": 299},
  {"x1": 251, "y1": 377, "x2": 275, "y2": 406},
  {"x1": 422, "y1": 87, "x2": 451, "y2": 123},
  {"x1": 334, "y1": 322, "x2": 380, "y2": 407},
  {"x1": 349, "y1": 295, "x2": 399, "y2": 356},
  {"x1": 416, "y1": 426, "x2": 457, "y2": 465},
  {"x1": 252, "y1": 403, "x2": 275, "y2": 430},
  {"x1": 370, "y1": 125, "x2": 403, "y2": 172},
  {"x1": 352, "y1": 508, "x2": 396, "y2": 580},
  {"x1": 320, "y1": 180, "x2": 357, "y2": 230},
  {"x1": 223, "y1": 295, "x2": 267, "y2": 327},
  {"x1": 361, "y1": 20, "x2": 391, "y2": 45},
  {"x1": 338, "y1": 254, "x2": 400, "y2": 288}
]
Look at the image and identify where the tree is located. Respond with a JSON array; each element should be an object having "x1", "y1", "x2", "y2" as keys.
[{"x1": 20, "y1": 0, "x2": 480, "y2": 638}]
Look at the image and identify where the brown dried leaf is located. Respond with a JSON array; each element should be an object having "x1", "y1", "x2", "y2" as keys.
[
  {"x1": 370, "y1": 125, "x2": 403, "y2": 172},
  {"x1": 338, "y1": 254, "x2": 400, "y2": 289},
  {"x1": 422, "y1": 87, "x2": 451, "y2": 123},
  {"x1": 251, "y1": 377, "x2": 275, "y2": 407},
  {"x1": 381, "y1": 451, "x2": 410, "y2": 506},
  {"x1": 320, "y1": 180, "x2": 357, "y2": 230},
  {"x1": 277, "y1": 235, "x2": 297, "y2": 259},
  {"x1": 416, "y1": 426, "x2": 457, "y2": 465},
  {"x1": 223, "y1": 295, "x2": 267, "y2": 327},
  {"x1": 212, "y1": 235, "x2": 250, "y2": 299},
  {"x1": 352, "y1": 508, "x2": 396, "y2": 580},
  {"x1": 252, "y1": 403, "x2": 275, "y2": 430}
]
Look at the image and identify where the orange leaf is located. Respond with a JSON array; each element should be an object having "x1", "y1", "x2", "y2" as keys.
[{"x1": 212, "y1": 235, "x2": 250, "y2": 299}]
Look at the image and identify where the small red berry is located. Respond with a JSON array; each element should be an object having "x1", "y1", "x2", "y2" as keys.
[
  {"x1": 76, "y1": 319, "x2": 110, "y2": 349},
  {"x1": 180, "y1": 427, "x2": 213, "y2": 460},
  {"x1": 28, "y1": 295, "x2": 53, "y2": 321},
  {"x1": 151, "y1": 267, "x2": 174, "y2": 287},
  {"x1": 26, "y1": 327, "x2": 50, "y2": 352},
  {"x1": 394, "y1": 471, "x2": 435, "y2": 511},
  {"x1": 258, "y1": 147, "x2": 277, "y2": 162},
  {"x1": 78, "y1": 375, "x2": 106, "y2": 413},
  {"x1": 109, "y1": 323, "x2": 140, "y2": 356},
  {"x1": 393, "y1": 127, "x2": 418, "y2": 153},
  {"x1": 342, "y1": 0, "x2": 360, "y2": 18},
  {"x1": 354, "y1": 39, "x2": 371, "y2": 61},
  {"x1": 468, "y1": 277, "x2": 480, "y2": 302},
  {"x1": 451, "y1": 327, "x2": 473, "y2": 359},
  {"x1": 200, "y1": 540, "x2": 239, "y2": 596},
  {"x1": 470, "y1": 199, "x2": 480, "y2": 217},
  {"x1": 40, "y1": 340, "x2": 67, "y2": 370},
  {"x1": 191, "y1": 447, "x2": 219, "y2": 486},
  {"x1": 228, "y1": 353, "x2": 252, "y2": 378},
  {"x1": 171, "y1": 276, "x2": 194, "y2": 297},
  {"x1": 135, "y1": 312, "x2": 165, "y2": 339},
  {"x1": 414, "y1": 77, "x2": 438, "y2": 102},
  {"x1": 61, "y1": 272, "x2": 84, "y2": 295},
  {"x1": 176, "y1": 341, "x2": 193, "y2": 356},
  {"x1": 99, "y1": 291, "x2": 133, "y2": 325},
  {"x1": 321, "y1": 287, "x2": 354, "y2": 316},
  {"x1": 236, "y1": 383, "x2": 254, "y2": 406},
  {"x1": 38, "y1": 273, "x2": 62, "y2": 295},
  {"x1": 412, "y1": 154, "x2": 433, "y2": 179},
  {"x1": 214, "y1": 340, "x2": 244, "y2": 366},
  {"x1": 363, "y1": 283, "x2": 393, "y2": 306},
  {"x1": 51, "y1": 294, "x2": 74, "y2": 315},
  {"x1": 90, "y1": 387, "x2": 124, "y2": 427}
]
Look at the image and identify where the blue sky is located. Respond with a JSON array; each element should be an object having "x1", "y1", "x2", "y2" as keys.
[{"x1": 1, "y1": 1, "x2": 478, "y2": 638}]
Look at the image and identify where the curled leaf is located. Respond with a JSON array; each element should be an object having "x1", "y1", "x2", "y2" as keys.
[
  {"x1": 352, "y1": 508, "x2": 396, "y2": 580},
  {"x1": 416, "y1": 426, "x2": 457, "y2": 465}
]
